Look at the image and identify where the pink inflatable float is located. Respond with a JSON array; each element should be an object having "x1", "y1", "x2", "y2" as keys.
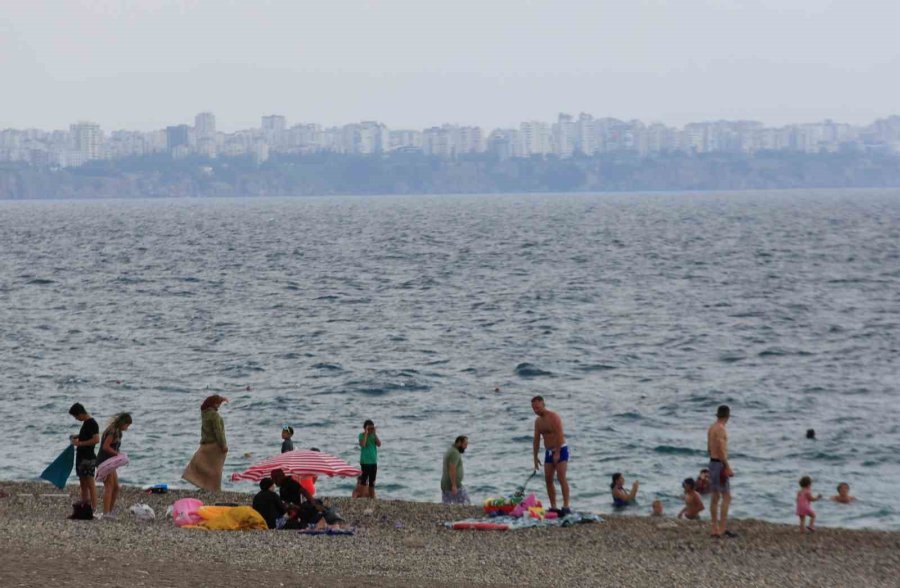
[
  {"x1": 96, "y1": 453, "x2": 129, "y2": 483},
  {"x1": 172, "y1": 498, "x2": 204, "y2": 527}
]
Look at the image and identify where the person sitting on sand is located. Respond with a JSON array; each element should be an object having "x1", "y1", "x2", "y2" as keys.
[
  {"x1": 796, "y1": 476, "x2": 823, "y2": 533},
  {"x1": 610, "y1": 473, "x2": 639, "y2": 508},
  {"x1": 252, "y1": 477, "x2": 285, "y2": 529},
  {"x1": 831, "y1": 482, "x2": 856, "y2": 504},
  {"x1": 678, "y1": 478, "x2": 705, "y2": 520},
  {"x1": 272, "y1": 468, "x2": 326, "y2": 527},
  {"x1": 695, "y1": 468, "x2": 711, "y2": 495}
]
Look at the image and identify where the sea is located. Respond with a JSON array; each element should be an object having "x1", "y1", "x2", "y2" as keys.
[{"x1": 1, "y1": 190, "x2": 898, "y2": 530}]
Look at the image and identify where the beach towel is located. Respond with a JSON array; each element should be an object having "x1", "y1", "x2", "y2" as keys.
[
  {"x1": 96, "y1": 453, "x2": 129, "y2": 483},
  {"x1": 191, "y1": 506, "x2": 267, "y2": 531},
  {"x1": 182, "y1": 443, "x2": 227, "y2": 492},
  {"x1": 40, "y1": 445, "x2": 75, "y2": 489},
  {"x1": 448, "y1": 512, "x2": 603, "y2": 531}
]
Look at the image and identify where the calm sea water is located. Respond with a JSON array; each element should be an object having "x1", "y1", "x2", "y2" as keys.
[{"x1": 1, "y1": 190, "x2": 898, "y2": 530}]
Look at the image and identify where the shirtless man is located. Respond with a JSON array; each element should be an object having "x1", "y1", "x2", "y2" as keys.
[
  {"x1": 707, "y1": 404, "x2": 736, "y2": 538},
  {"x1": 531, "y1": 396, "x2": 570, "y2": 514}
]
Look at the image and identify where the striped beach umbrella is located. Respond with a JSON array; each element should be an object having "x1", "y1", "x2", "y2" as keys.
[{"x1": 230, "y1": 450, "x2": 361, "y2": 482}]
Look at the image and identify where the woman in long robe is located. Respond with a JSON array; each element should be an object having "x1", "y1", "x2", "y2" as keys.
[{"x1": 182, "y1": 395, "x2": 229, "y2": 491}]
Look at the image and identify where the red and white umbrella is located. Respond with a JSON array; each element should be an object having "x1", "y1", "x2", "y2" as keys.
[{"x1": 230, "y1": 450, "x2": 361, "y2": 482}]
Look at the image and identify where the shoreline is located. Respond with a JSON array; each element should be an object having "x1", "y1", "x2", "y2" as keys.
[{"x1": 2, "y1": 481, "x2": 898, "y2": 587}]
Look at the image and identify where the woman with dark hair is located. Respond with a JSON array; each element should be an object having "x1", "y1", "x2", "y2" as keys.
[
  {"x1": 182, "y1": 395, "x2": 229, "y2": 491},
  {"x1": 610, "y1": 472, "x2": 640, "y2": 508},
  {"x1": 96, "y1": 412, "x2": 132, "y2": 516}
]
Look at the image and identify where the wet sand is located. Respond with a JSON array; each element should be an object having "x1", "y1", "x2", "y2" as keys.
[{"x1": 1, "y1": 481, "x2": 898, "y2": 587}]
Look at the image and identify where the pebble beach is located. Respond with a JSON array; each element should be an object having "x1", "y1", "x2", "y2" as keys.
[{"x1": 1, "y1": 481, "x2": 898, "y2": 587}]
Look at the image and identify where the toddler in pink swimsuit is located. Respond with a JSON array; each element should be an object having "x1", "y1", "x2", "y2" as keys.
[{"x1": 796, "y1": 476, "x2": 823, "y2": 532}]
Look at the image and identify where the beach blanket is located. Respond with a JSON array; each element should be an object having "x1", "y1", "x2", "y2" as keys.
[
  {"x1": 182, "y1": 443, "x2": 227, "y2": 492},
  {"x1": 40, "y1": 445, "x2": 75, "y2": 489},
  {"x1": 188, "y1": 506, "x2": 267, "y2": 531},
  {"x1": 96, "y1": 453, "x2": 129, "y2": 483},
  {"x1": 447, "y1": 512, "x2": 603, "y2": 531}
]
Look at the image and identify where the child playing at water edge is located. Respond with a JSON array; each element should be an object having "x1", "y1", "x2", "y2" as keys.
[
  {"x1": 281, "y1": 425, "x2": 294, "y2": 453},
  {"x1": 678, "y1": 478, "x2": 705, "y2": 520},
  {"x1": 796, "y1": 476, "x2": 823, "y2": 532}
]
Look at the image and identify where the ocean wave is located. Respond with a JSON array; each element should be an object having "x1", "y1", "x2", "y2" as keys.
[
  {"x1": 653, "y1": 445, "x2": 705, "y2": 457},
  {"x1": 514, "y1": 363, "x2": 553, "y2": 378}
]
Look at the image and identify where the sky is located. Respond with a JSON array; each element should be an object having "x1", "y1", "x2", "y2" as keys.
[{"x1": 1, "y1": 0, "x2": 899, "y2": 132}]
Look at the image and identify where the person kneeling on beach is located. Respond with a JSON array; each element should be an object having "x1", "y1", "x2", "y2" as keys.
[
  {"x1": 610, "y1": 473, "x2": 639, "y2": 508},
  {"x1": 252, "y1": 477, "x2": 285, "y2": 529},
  {"x1": 442, "y1": 436, "x2": 470, "y2": 505},
  {"x1": 831, "y1": 482, "x2": 856, "y2": 504},
  {"x1": 678, "y1": 478, "x2": 705, "y2": 520},
  {"x1": 796, "y1": 476, "x2": 822, "y2": 532}
]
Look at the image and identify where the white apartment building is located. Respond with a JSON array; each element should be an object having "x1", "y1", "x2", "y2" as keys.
[
  {"x1": 519, "y1": 121, "x2": 552, "y2": 156},
  {"x1": 70, "y1": 121, "x2": 102, "y2": 162}
]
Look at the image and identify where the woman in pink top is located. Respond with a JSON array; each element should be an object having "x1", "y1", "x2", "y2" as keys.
[{"x1": 796, "y1": 476, "x2": 823, "y2": 532}]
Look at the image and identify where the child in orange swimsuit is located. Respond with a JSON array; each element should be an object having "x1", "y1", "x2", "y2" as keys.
[{"x1": 796, "y1": 476, "x2": 823, "y2": 532}]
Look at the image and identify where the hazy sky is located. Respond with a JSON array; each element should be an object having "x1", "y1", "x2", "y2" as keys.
[{"x1": 2, "y1": 0, "x2": 898, "y2": 131}]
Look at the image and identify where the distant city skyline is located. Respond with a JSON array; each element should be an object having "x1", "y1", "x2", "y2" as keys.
[
  {"x1": 3, "y1": 110, "x2": 899, "y2": 169},
  {"x1": 2, "y1": 1, "x2": 898, "y2": 131}
]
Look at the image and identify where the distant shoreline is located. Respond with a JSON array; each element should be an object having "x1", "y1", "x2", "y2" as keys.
[
  {"x1": 3, "y1": 151, "x2": 900, "y2": 200},
  {"x1": 1, "y1": 481, "x2": 898, "y2": 587},
  {"x1": 1, "y1": 184, "x2": 899, "y2": 204}
]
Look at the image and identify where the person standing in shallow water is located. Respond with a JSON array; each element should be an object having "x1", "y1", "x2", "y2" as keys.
[
  {"x1": 708, "y1": 404, "x2": 736, "y2": 538},
  {"x1": 182, "y1": 395, "x2": 229, "y2": 492},
  {"x1": 353, "y1": 419, "x2": 380, "y2": 499},
  {"x1": 441, "y1": 436, "x2": 470, "y2": 505},
  {"x1": 531, "y1": 396, "x2": 571, "y2": 515}
]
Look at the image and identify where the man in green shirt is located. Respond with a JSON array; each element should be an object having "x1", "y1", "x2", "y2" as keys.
[
  {"x1": 353, "y1": 419, "x2": 381, "y2": 499},
  {"x1": 441, "y1": 436, "x2": 470, "y2": 505}
]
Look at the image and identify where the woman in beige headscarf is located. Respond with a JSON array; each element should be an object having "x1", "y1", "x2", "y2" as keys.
[{"x1": 182, "y1": 394, "x2": 229, "y2": 491}]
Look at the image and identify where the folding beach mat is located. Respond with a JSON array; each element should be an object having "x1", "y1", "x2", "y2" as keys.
[{"x1": 40, "y1": 445, "x2": 75, "y2": 489}]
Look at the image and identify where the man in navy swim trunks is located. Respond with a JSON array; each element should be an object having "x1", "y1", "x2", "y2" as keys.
[
  {"x1": 532, "y1": 396, "x2": 570, "y2": 515},
  {"x1": 708, "y1": 404, "x2": 736, "y2": 538}
]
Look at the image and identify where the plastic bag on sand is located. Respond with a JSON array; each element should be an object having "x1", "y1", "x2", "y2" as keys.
[
  {"x1": 172, "y1": 498, "x2": 204, "y2": 527},
  {"x1": 130, "y1": 503, "x2": 156, "y2": 522}
]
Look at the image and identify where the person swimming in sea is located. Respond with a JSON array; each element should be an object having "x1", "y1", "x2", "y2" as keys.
[
  {"x1": 695, "y1": 468, "x2": 711, "y2": 495},
  {"x1": 831, "y1": 482, "x2": 856, "y2": 504},
  {"x1": 610, "y1": 473, "x2": 639, "y2": 508}
]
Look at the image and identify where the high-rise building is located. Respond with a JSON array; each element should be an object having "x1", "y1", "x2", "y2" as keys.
[
  {"x1": 261, "y1": 115, "x2": 287, "y2": 134},
  {"x1": 166, "y1": 125, "x2": 191, "y2": 151},
  {"x1": 194, "y1": 112, "x2": 216, "y2": 138},
  {"x1": 70, "y1": 121, "x2": 102, "y2": 162}
]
